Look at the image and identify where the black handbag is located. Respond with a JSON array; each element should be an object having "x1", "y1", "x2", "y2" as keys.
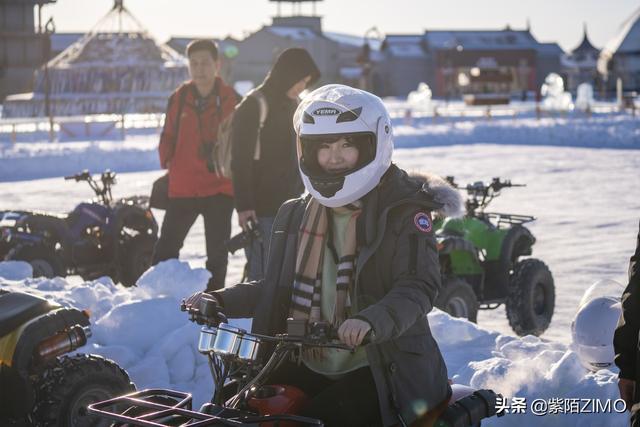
[{"x1": 150, "y1": 173, "x2": 170, "y2": 210}]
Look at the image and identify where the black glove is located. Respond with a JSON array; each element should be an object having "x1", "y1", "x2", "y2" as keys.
[{"x1": 181, "y1": 291, "x2": 226, "y2": 325}]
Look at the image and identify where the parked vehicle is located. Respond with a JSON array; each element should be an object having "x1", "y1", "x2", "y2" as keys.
[
  {"x1": 85, "y1": 295, "x2": 504, "y2": 426},
  {"x1": 0, "y1": 170, "x2": 158, "y2": 287},
  {"x1": 433, "y1": 177, "x2": 555, "y2": 337},
  {"x1": 0, "y1": 290, "x2": 134, "y2": 426}
]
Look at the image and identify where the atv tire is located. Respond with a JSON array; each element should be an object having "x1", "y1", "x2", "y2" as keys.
[
  {"x1": 435, "y1": 277, "x2": 478, "y2": 322},
  {"x1": 506, "y1": 259, "x2": 555, "y2": 337},
  {"x1": 32, "y1": 354, "x2": 135, "y2": 427},
  {"x1": 11, "y1": 245, "x2": 64, "y2": 279},
  {"x1": 120, "y1": 236, "x2": 155, "y2": 287}
]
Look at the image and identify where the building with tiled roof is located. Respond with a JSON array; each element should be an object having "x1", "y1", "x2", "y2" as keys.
[
  {"x1": 378, "y1": 26, "x2": 563, "y2": 98},
  {"x1": 563, "y1": 25, "x2": 600, "y2": 93},
  {"x1": 598, "y1": 6, "x2": 640, "y2": 93}
]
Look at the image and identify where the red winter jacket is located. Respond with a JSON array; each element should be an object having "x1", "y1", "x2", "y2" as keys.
[{"x1": 159, "y1": 79, "x2": 236, "y2": 198}]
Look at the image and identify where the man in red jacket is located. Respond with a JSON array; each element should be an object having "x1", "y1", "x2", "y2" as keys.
[{"x1": 153, "y1": 39, "x2": 237, "y2": 291}]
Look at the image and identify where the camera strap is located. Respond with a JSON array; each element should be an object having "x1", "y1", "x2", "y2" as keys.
[{"x1": 191, "y1": 82, "x2": 221, "y2": 154}]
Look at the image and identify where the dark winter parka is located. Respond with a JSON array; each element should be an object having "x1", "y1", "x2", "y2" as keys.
[
  {"x1": 614, "y1": 221, "x2": 640, "y2": 412},
  {"x1": 213, "y1": 165, "x2": 451, "y2": 426},
  {"x1": 230, "y1": 48, "x2": 320, "y2": 216}
]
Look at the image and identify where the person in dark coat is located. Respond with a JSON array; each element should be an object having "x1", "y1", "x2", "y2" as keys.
[
  {"x1": 152, "y1": 40, "x2": 237, "y2": 291},
  {"x1": 231, "y1": 48, "x2": 320, "y2": 280},
  {"x1": 187, "y1": 85, "x2": 454, "y2": 426},
  {"x1": 614, "y1": 220, "x2": 640, "y2": 424}
]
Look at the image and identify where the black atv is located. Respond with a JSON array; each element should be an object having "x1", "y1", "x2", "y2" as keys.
[
  {"x1": 0, "y1": 290, "x2": 135, "y2": 426},
  {"x1": 0, "y1": 170, "x2": 158, "y2": 286}
]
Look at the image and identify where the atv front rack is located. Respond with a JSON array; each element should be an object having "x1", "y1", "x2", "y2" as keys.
[
  {"x1": 481, "y1": 212, "x2": 535, "y2": 228},
  {"x1": 87, "y1": 388, "x2": 324, "y2": 426}
]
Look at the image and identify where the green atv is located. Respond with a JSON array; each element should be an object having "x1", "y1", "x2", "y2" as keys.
[{"x1": 433, "y1": 177, "x2": 555, "y2": 337}]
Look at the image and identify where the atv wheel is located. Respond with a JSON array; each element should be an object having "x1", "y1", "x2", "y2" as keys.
[
  {"x1": 120, "y1": 236, "x2": 155, "y2": 287},
  {"x1": 32, "y1": 354, "x2": 135, "y2": 427},
  {"x1": 506, "y1": 259, "x2": 555, "y2": 336},
  {"x1": 435, "y1": 277, "x2": 478, "y2": 322},
  {"x1": 11, "y1": 246, "x2": 64, "y2": 279}
]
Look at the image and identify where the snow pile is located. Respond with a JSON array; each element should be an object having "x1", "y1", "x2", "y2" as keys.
[
  {"x1": 1, "y1": 110, "x2": 638, "y2": 182},
  {"x1": 0, "y1": 137, "x2": 160, "y2": 182},
  {"x1": 0, "y1": 261, "x2": 32, "y2": 281},
  {"x1": 0, "y1": 261, "x2": 629, "y2": 425},
  {"x1": 393, "y1": 113, "x2": 639, "y2": 150}
]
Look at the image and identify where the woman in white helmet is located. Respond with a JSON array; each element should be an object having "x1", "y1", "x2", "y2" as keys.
[{"x1": 190, "y1": 85, "x2": 456, "y2": 426}]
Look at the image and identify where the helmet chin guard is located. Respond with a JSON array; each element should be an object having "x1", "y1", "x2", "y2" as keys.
[{"x1": 294, "y1": 85, "x2": 393, "y2": 207}]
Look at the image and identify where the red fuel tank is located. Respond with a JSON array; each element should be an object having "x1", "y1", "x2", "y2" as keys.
[{"x1": 247, "y1": 384, "x2": 310, "y2": 427}]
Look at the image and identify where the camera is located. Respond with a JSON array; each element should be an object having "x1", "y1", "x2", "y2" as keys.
[
  {"x1": 225, "y1": 221, "x2": 262, "y2": 254},
  {"x1": 198, "y1": 141, "x2": 219, "y2": 174}
]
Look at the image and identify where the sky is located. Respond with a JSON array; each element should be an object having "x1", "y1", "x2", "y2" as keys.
[{"x1": 41, "y1": 0, "x2": 639, "y2": 52}]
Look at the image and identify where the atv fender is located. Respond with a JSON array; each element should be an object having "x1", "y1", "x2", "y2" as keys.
[
  {"x1": 10, "y1": 307, "x2": 90, "y2": 378},
  {"x1": 437, "y1": 235, "x2": 479, "y2": 260},
  {"x1": 500, "y1": 225, "x2": 535, "y2": 268},
  {"x1": 113, "y1": 205, "x2": 158, "y2": 238}
]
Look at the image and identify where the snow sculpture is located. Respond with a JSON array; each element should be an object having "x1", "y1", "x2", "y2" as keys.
[
  {"x1": 541, "y1": 73, "x2": 574, "y2": 112},
  {"x1": 407, "y1": 83, "x2": 434, "y2": 114},
  {"x1": 575, "y1": 83, "x2": 595, "y2": 112}
]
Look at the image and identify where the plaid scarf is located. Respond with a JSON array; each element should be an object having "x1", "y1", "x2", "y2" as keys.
[{"x1": 290, "y1": 198, "x2": 362, "y2": 328}]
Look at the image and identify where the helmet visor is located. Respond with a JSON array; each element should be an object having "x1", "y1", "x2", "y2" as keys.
[{"x1": 299, "y1": 132, "x2": 376, "y2": 178}]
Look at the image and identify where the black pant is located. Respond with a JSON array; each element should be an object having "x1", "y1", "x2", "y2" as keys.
[
  {"x1": 152, "y1": 194, "x2": 233, "y2": 291},
  {"x1": 267, "y1": 360, "x2": 381, "y2": 427}
]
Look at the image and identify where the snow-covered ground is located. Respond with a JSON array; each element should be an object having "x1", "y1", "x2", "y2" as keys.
[
  {"x1": 0, "y1": 109, "x2": 637, "y2": 182},
  {"x1": 0, "y1": 102, "x2": 638, "y2": 425}
]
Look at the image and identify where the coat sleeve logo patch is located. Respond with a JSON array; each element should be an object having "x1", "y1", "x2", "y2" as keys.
[{"x1": 414, "y1": 212, "x2": 432, "y2": 233}]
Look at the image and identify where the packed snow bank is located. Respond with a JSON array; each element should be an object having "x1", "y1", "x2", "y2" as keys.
[
  {"x1": 0, "y1": 260, "x2": 629, "y2": 426},
  {"x1": 394, "y1": 113, "x2": 639, "y2": 150},
  {"x1": 0, "y1": 136, "x2": 159, "y2": 182},
  {"x1": 0, "y1": 261, "x2": 31, "y2": 281},
  {"x1": 0, "y1": 110, "x2": 637, "y2": 182}
]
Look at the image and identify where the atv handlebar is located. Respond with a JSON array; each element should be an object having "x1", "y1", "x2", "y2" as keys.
[
  {"x1": 466, "y1": 177, "x2": 525, "y2": 195},
  {"x1": 181, "y1": 293, "x2": 368, "y2": 349},
  {"x1": 63, "y1": 170, "x2": 117, "y2": 206},
  {"x1": 446, "y1": 176, "x2": 526, "y2": 215},
  {"x1": 64, "y1": 170, "x2": 91, "y2": 181}
]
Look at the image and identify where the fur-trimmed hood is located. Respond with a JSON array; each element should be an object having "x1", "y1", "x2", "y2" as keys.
[{"x1": 409, "y1": 171, "x2": 464, "y2": 218}]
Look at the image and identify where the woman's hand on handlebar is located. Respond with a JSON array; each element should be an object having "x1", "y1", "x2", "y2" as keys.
[
  {"x1": 337, "y1": 318, "x2": 372, "y2": 347},
  {"x1": 182, "y1": 291, "x2": 226, "y2": 325}
]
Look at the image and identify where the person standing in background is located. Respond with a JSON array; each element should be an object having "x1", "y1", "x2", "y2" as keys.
[
  {"x1": 152, "y1": 40, "x2": 237, "y2": 291},
  {"x1": 231, "y1": 48, "x2": 320, "y2": 281}
]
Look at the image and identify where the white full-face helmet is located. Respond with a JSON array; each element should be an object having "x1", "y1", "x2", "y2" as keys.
[
  {"x1": 571, "y1": 295, "x2": 622, "y2": 372},
  {"x1": 293, "y1": 84, "x2": 393, "y2": 208}
]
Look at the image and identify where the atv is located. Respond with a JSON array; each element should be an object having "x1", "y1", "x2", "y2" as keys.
[
  {"x1": 0, "y1": 170, "x2": 158, "y2": 287},
  {"x1": 85, "y1": 296, "x2": 505, "y2": 426},
  {"x1": 432, "y1": 177, "x2": 555, "y2": 337},
  {"x1": 0, "y1": 290, "x2": 135, "y2": 426}
]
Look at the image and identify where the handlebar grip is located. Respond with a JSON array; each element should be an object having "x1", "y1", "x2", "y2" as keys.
[{"x1": 64, "y1": 175, "x2": 75, "y2": 181}]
